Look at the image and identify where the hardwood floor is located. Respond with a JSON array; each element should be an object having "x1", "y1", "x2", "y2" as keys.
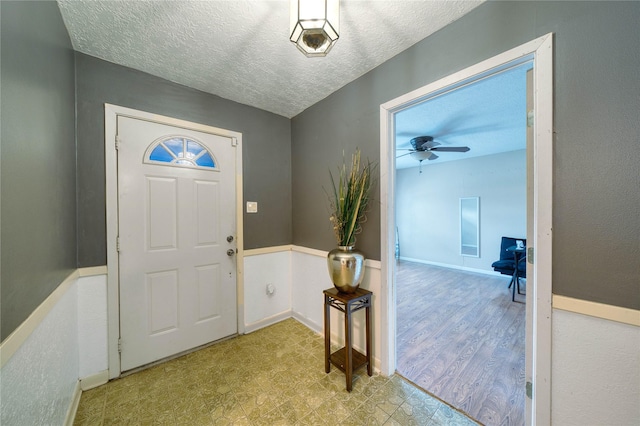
[{"x1": 395, "y1": 260, "x2": 526, "y2": 426}]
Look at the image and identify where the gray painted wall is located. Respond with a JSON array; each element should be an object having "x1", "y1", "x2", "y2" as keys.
[
  {"x1": 397, "y1": 150, "x2": 526, "y2": 272},
  {"x1": 0, "y1": 0, "x2": 77, "y2": 340},
  {"x1": 76, "y1": 53, "x2": 292, "y2": 267},
  {"x1": 292, "y1": 1, "x2": 640, "y2": 310}
]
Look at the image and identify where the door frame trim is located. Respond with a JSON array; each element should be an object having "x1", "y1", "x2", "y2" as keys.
[
  {"x1": 379, "y1": 33, "x2": 553, "y2": 425},
  {"x1": 104, "y1": 104, "x2": 244, "y2": 378}
]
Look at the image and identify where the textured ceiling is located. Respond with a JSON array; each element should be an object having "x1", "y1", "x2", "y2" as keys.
[
  {"x1": 395, "y1": 62, "x2": 533, "y2": 169},
  {"x1": 57, "y1": 0, "x2": 483, "y2": 118}
]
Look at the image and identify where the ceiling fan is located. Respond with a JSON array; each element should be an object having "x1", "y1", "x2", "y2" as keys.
[
  {"x1": 397, "y1": 136, "x2": 470, "y2": 173},
  {"x1": 397, "y1": 136, "x2": 470, "y2": 162}
]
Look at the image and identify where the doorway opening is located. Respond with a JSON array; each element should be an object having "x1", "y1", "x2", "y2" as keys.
[
  {"x1": 393, "y1": 61, "x2": 531, "y2": 425},
  {"x1": 380, "y1": 34, "x2": 553, "y2": 425}
]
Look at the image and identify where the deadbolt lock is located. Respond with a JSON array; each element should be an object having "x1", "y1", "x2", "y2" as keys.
[{"x1": 227, "y1": 235, "x2": 234, "y2": 243}]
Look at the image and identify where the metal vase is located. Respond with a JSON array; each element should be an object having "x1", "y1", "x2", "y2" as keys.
[{"x1": 327, "y1": 245, "x2": 365, "y2": 293}]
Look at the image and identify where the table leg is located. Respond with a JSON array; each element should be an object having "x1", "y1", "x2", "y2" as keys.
[
  {"x1": 345, "y1": 304, "x2": 353, "y2": 392},
  {"x1": 512, "y1": 252, "x2": 519, "y2": 302},
  {"x1": 366, "y1": 301, "x2": 372, "y2": 376},
  {"x1": 324, "y1": 294, "x2": 331, "y2": 373}
]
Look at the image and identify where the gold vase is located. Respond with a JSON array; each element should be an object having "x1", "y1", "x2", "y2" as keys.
[{"x1": 327, "y1": 245, "x2": 365, "y2": 293}]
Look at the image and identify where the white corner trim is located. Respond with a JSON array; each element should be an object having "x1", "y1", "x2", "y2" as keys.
[
  {"x1": 0, "y1": 269, "x2": 79, "y2": 368},
  {"x1": 64, "y1": 380, "x2": 83, "y2": 426},
  {"x1": 244, "y1": 245, "x2": 294, "y2": 257},
  {"x1": 80, "y1": 370, "x2": 110, "y2": 391},
  {"x1": 78, "y1": 265, "x2": 108, "y2": 277},
  {"x1": 292, "y1": 311, "x2": 322, "y2": 335},
  {"x1": 553, "y1": 295, "x2": 640, "y2": 327}
]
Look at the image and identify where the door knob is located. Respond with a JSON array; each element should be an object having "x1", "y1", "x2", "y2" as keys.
[
  {"x1": 227, "y1": 249, "x2": 235, "y2": 257},
  {"x1": 227, "y1": 235, "x2": 234, "y2": 243}
]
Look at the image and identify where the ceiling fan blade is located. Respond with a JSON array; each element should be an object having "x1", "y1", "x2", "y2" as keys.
[
  {"x1": 396, "y1": 152, "x2": 412, "y2": 159},
  {"x1": 430, "y1": 146, "x2": 470, "y2": 152},
  {"x1": 428, "y1": 153, "x2": 439, "y2": 160}
]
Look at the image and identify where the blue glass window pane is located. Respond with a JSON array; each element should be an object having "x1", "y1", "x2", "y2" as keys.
[
  {"x1": 196, "y1": 152, "x2": 215, "y2": 168},
  {"x1": 146, "y1": 137, "x2": 216, "y2": 169},
  {"x1": 163, "y1": 138, "x2": 184, "y2": 156},
  {"x1": 149, "y1": 145, "x2": 173, "y2": 162},
  {"x1": 187, "y1": 140, "x2": 205, "y2": 157}
]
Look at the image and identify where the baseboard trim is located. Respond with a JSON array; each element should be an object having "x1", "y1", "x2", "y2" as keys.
[
  {"x1": 292, "y1": 311, "x2": 322, "y2": 335},
  {"x1": 64, "y1": 380, "x2": 82, "y2": 426},
  {"x1": 244, "y1": 310, "x2": 293, "y2": 333},
  {"x1": 0, "y1": 269, "x2": 79, "y2": 368},
  {"x1": 399, "y1": 256, "x2": 500, "y2": 277},
  {"x1": 553, "y1": 295, "x2": 640, "y2": 327},
  {"x1": 80, "y1": 370, "x2": 109, "y2": 391}
]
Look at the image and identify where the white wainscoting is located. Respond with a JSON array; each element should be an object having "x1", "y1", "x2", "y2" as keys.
[
  {"x1": 5, "y1": 249, "x2": 638, "y2": 426},
  {"x1": 77, "y1": 269, "x2": 109, "y2": 389},
  {"x1": 243, "y1": 248, "x2": 292, "y2": 333},
  {"x1": 551, "y1": 308, "x2": 640, "y2": 426},
  {"x1": 0, "y1": 271, "x2": 80, "y2": 426}
]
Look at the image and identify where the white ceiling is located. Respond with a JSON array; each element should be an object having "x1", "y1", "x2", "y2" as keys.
[
  {"x1": 395, "y1": 62, "x2": 532, "y2": 169},
  {"x1": 57, "y1": 0, "x2": 483, "y2": 118}
]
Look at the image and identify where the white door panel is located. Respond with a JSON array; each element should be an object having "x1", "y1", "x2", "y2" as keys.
[{"x1": 117, "y1": 116, "x2": 237, "y2": 371}]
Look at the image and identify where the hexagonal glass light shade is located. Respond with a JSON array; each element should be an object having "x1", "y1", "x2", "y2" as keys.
[{"x1": 290, "y1": 0, "x2": 339, "y2": 57}]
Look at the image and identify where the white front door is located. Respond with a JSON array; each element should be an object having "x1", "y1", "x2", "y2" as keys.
[{"x1": 117, "y1": 116, "x2": 237, "y2": 371}]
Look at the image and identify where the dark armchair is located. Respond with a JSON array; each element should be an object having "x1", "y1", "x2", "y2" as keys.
[{"x1": 491, "y1": 237, "x2": 526, "y2": 301}]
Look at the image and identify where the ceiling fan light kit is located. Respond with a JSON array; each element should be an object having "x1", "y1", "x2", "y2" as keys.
[
  {"x1": 410, "y1": 151, "x2": 433, "y2": 161},
  {"x1": 290, "y1": 0, "x2": 340, "y2": 57}
]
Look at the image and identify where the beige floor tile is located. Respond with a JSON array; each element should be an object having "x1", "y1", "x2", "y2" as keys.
[{"x1": 73, "y1": 318, "x2": 478, "y2": 426}]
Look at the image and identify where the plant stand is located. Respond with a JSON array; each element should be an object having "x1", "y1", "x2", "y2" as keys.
[{"x1": 323, "y1": 287, "x2": 372, "y2": 391}]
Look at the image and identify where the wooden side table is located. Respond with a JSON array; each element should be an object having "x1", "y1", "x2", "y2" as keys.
[{"x1": 323, "y1": 287, "x2": 372, "y2": 392}]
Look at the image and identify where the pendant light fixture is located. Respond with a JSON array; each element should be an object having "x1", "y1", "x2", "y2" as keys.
[{"x1": 290, "y1": 0, "x2": 340, "y2": 57}]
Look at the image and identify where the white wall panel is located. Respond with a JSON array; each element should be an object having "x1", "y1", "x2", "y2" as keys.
[
  {"x1": 552, "y1": 309, "x2": 640, "y2": 425},
  {"x1": 0, "y1": 278, "x2": 79, "y2": 425},
  {"x1": 243, "y1": 250, "x2": 292, "y2": 330},
  {"x1": 78, "y1": 274, "x2": 108, "y2": 378}
]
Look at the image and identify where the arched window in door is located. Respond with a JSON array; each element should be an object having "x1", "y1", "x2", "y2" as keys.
[{"x1": 144, "y1": 136, "x2": 217, "y2": 170}]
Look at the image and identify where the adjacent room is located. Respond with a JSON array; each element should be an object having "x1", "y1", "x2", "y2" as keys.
[{"x1": 393, "y1": 63, "x2": 530, "y2": 424}]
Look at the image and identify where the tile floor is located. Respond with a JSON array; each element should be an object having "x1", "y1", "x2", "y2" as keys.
[{"x1": 74, "y1": 319, "x2": 479, "y2": 425}]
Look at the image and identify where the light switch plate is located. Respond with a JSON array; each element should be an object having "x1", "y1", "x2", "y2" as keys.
[{"x1": 246, "y1": 201, "x2": 258, "y2": 213}]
